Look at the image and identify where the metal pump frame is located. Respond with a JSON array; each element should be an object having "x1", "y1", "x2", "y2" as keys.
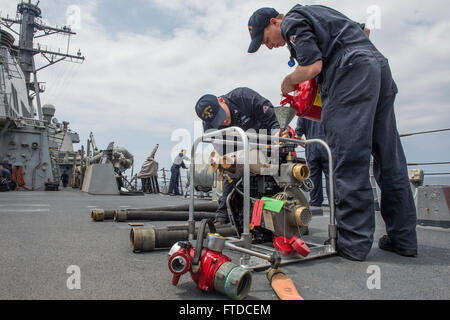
[{"x1": 188, "y1": 127, "x2": 337, "y2": 270}]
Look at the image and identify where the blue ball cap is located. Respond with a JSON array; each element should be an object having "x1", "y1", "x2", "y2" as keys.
[
  {"x1": 248, "y1": 7, "x2": 279, "y2": 53},
  {"x1": 195, "y1": 94, "x2": 227, "y2": 129}
]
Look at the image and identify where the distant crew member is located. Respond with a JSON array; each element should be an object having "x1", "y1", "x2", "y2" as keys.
[
  {"x1": 60, "y1": 171, "x2": 69, "y2": 188},
  {"x1": 168, "y1": 149, "x2": 190, "y2": 196}
]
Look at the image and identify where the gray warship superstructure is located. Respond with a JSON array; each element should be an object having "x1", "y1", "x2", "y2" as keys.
[{"x1": 0, "y1": 0, "x2": 84, "y2": 190}]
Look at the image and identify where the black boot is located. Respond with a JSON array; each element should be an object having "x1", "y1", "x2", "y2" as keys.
[{"x1": 378, "y1": 235, "x2": 417, "y2": 257}]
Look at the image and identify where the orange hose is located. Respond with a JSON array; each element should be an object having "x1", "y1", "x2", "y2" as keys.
[
  {"x1": 12, "y1": 166, "x2": 26, "y2": 190},
  {"x1": 266, "y1": 268, "x2": 304, "y2": 300}
]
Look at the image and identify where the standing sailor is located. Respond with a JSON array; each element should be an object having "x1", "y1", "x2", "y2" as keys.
[
  {"x1": 168, "y1": 149, "x2": 190, "y2": 196},
  {"x1": 246, "y1": 5, "x2": 417, "y2": 260},
  {"x1": 60, "y1": 171, "x2": 69, "y2": 188}
]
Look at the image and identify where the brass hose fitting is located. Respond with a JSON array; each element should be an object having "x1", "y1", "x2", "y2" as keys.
[
  {"x1": 294, "y1": 206, "x2": 312, "y2": 227},
  {"x1": 91, "y1": 209, "x2": 104, "y2": 221},
  {"x1": 91, "y1": 209, "x2": 115, "y2": 221},
  {"x1": 292, "y1": 163, "x2": 310, "y2": 182},
  {"x1": 130, "y1": 227, "x2": 156, "y2": 253}
]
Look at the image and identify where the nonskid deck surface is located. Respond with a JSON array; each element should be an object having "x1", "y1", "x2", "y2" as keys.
[{"x1": 0, "y1": 189, "x2": 448, "y2": 300}]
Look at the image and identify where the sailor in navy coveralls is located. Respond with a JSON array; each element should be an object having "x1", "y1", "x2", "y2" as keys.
[{"x1": 247, "y1": 5, "x2": 417, "y2": 260}]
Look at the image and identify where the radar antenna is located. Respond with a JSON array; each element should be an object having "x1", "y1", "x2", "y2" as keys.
[{"x1": 0, "y1": 0, "x2": 85, "y2": 120}]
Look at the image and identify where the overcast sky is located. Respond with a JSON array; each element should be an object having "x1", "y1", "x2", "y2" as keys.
[{"x1": 1, "y1": 0, "x2": 449, "y2": 184}]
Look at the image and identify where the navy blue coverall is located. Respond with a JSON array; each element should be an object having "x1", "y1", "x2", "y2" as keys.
[
  {"x1": 203, "y1": 87, "x2": 280, "y2": 220},
  {"x1": 295, "y1": 118, "x2": 329, "y2": 207},
  {"x1": 281, "y1": 5, "x2": 417, "y2": 260},
  {"x1": 168, "y1": 153, "x2": 188, "y2": 195}
]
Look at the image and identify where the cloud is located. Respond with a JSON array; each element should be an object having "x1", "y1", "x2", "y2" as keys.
[{"x1": 4, "y1": 0, "x2": 448, "y2": 178}]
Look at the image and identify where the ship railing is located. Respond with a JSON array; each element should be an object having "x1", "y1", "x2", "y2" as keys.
[
  {"x1": 311, "y1": 128, "x2": 450, "y2": 206},
  {"x1": 150, "y1": 128, "x2": 450, "y2": 203},
  {"x1": 402, "y1": 128, "x2": 450, "y2": 177},
  {"x1": 9, "y1": 117, "x2": 47, "y2": 128}
]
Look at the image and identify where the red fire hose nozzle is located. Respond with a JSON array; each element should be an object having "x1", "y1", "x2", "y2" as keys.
[{"x1": 168, "y1": 251, "x2": 191, "y2": 285}]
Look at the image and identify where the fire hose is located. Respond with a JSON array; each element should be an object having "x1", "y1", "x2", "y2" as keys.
[
  {"x1": 91, "y1": 202, "x2": 218, "y2": 221},
  {"x1": 114, "y1": 210, "x2": 216, "y2": 222},
  {"x1": 266, "y1": 268, "x2": 304, "y2": 300},
  {"x1": 130, "y1": 223, "x2": 238, "y2": 253}
]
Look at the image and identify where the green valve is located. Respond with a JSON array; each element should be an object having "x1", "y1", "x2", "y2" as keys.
[{"x1": 260, "y1": 197, "x2": 285, "y2": 213}]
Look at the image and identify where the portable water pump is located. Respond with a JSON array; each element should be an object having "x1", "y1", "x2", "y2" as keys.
[{"x1": 168, "y1": 220, "x2": 252, "y2": 300}]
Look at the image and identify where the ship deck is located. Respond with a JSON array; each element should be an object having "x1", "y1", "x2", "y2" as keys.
[{"x1": 0, "y1": 188, "x2": 448, "y2": 300}]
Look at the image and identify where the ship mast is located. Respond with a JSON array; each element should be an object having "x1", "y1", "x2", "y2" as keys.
[{"x1": 0, "y1": 0, "x2": 85, "y2": 120}]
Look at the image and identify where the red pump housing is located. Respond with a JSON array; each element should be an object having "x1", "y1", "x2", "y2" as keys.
[{"x1": 168, "y1": 239, "x2": 252, "y2": 300}]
